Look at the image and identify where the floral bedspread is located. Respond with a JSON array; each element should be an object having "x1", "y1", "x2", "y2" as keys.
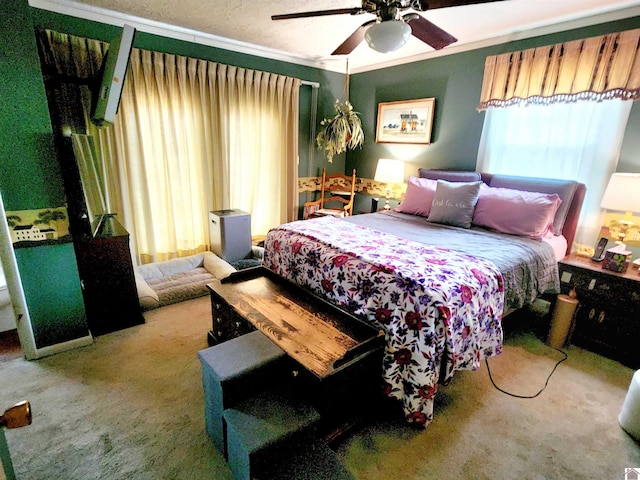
[{"x1": 263, "y1": 216, "x2": 505, "y2": 427}]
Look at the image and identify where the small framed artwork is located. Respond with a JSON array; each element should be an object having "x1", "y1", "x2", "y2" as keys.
[{"x1": 376, "y1": 98, "x2": 435, "y2": 144}]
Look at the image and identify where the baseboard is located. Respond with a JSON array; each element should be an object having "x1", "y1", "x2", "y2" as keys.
[{"x1": 29, "y1": 335, "x2": 94, "y2": 360}]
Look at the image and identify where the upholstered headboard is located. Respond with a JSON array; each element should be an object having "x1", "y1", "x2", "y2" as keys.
[{"x1": 418, "y1": 168, "x2": 586, "y2": 255}]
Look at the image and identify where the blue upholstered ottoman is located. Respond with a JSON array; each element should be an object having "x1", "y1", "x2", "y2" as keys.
[{"x1": 198, "y1": 331, "x2": 288, "y2": 457}]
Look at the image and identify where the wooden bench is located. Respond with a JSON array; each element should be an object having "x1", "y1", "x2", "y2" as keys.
[{"x1": 207, "y1": 267, "x2": 384, "y2": 380}]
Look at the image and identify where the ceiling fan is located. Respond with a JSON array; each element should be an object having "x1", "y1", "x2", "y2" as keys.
[{"x1": 272, "y1": 0, "x2": 505, "y2": 55}]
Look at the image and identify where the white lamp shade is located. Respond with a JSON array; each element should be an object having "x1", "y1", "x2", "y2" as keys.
[
  {"x1": 374, "y1": 158, "x2": 404, "y2": 184},
  {"x1": 601, "y1": 173, "x2": 640, "y2": 213},
  {"x1": 365, "y1": 21, "x2": 411, "y2": 53}
]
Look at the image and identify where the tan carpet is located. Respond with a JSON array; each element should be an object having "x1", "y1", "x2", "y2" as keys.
[
  {"x1": 0, "y1": 296, "x2": 639, "y2": 479},
  {"x1": 337, "y1": 330, "x2": 640, "y2": 479}
]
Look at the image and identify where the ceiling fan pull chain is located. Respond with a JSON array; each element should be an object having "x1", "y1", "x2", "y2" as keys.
[{"x1": 344, "y1": 58, "x2": 350, "y2": 101}]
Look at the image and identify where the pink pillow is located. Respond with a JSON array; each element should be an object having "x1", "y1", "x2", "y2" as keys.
[
  {"x1": 472, "y1": 184, "x2": 562, "y2": 239},
  {"x1": 394, "y1": 176, "x2": 437, "y2": 217}
]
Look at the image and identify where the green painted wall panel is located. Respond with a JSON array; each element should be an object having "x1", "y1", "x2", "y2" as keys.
[
  {"x1": 14, "y1": 243, "x2": 88, "y2": 348},
  {"x1": 0, "y1": 0, "x2": 65, "y2": 211},
  {"x1": 0, "y1": 0, "x2": 88, "y2": 351},
  {"x1": 619, "y1": 99, "x2": 640, "y2": 173}
]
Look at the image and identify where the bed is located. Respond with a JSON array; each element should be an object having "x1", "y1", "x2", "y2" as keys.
[{"x1": 263, "y1": 170, "x2": 586, "y2": 427}]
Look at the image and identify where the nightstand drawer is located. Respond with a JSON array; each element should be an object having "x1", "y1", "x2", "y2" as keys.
[{"x1": 561, "y1": 267, "x2": 634, "y2": 298}]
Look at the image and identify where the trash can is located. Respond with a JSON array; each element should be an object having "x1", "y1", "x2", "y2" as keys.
[
  {"x1": 546, "y1": 294, "x2": 578, "y2": 349},
  {"x1": 619, "y1": 370, "x2": 640, "y2": 441}
]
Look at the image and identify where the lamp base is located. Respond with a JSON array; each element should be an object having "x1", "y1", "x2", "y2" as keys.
[
  {"x1": 383, "y1": 189, "x2": 392, "y2": 211},
  {"x1": 618, "y1": 219, "x2": 634, "y2": 243}
]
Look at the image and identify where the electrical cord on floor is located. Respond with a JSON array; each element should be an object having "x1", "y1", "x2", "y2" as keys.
[{"x1": 484, "y1": 347, "x2": 568, "y2": 399}]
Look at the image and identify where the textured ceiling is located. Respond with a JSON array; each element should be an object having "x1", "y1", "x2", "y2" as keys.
[{"x1": 32, "y1": 0, "x2": 640, "y2": 71}]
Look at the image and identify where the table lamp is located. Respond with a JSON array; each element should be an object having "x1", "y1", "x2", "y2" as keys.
[
  {"x1": 374, "y1": 158, "x2": 404, "y2": 211},
  {"x1": 600, "y1": 173, "x2": 640, "y2": 247}
]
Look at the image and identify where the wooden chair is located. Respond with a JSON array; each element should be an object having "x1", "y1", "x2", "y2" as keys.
[{"x1": 303, "y1": 168, "x2": 356, "y2": 219}]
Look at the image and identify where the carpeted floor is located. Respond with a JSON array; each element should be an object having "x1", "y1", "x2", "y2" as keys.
[{"x1": 0, "y1": 296, "x2": 639, "y2": 479}]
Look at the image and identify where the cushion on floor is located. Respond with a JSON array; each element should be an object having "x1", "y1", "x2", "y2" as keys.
[{"x1": 135, "y1": 252, "x2": 236, "y2": 310}]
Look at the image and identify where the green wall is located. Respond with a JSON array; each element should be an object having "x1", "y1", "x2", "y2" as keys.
[
  {"x1": 0, "y1": 0, "x2": 89, "y2": 349},
  {"x1": 347, "y1": 16, "x2": 640, "y2": 211},
  {"x1": 0, "y1": 0, "x2": 65, "y2": 210},
  {"x1": 619, "y1": 98, "x2": 640, "y2": 173},
  {"x1": 14, "y1": 243, "x2": 87, "y2": 347}
]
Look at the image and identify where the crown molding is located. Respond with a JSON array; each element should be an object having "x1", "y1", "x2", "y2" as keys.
[
  {"x1": 28, "y1": 0, "x2": 341, "y2": 71},
  {"x1": 29, "y1": 0, "x2": 640, "y2": 75}
]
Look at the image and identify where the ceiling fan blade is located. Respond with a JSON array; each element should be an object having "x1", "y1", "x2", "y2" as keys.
[
  {"x1": 272, "y1": 8, "x2": 362, "y2": 21},
  {"x1": 422, "y1": 0, "x2": 506, "y2": 10},
  {"x1": 331, "y1": 20, "x2": 376, "y2": 55},
  {"x1": 407, "y1": 15, "x2": 457, "y2": 50}
]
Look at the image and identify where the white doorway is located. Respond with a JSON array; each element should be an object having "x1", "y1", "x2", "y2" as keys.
[
  {"x1": 0, "y1": 261, "x2": 16, "y2": 333},
  {"x1": 0, "y1": 191, "x2": 37, "y2": 360}
]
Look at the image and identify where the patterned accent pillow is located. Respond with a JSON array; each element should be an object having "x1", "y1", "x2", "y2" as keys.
[{"x1": 427, "y1": 180, "x2": 482, "y2": 228}]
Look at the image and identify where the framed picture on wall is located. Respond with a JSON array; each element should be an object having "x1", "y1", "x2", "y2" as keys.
[{"x1": 375, "y1": 98, "x2": 435, "y2": 144}]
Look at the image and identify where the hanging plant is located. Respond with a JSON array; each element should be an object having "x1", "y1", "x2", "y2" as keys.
[{"x1": 316, "y1": 99, "x2": 364, "y2": 163}]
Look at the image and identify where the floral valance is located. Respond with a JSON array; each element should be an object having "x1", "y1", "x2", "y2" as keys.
[{"x1": 477, "y1": 28, "x2": 640, "y2": 110}]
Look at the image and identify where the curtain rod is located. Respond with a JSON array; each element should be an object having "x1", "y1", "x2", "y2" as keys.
[{"x1": 301, "y1": 80, "x2": 320, "y2": 89}]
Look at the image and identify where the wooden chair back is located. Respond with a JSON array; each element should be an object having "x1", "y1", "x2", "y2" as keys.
[{"x1": 303, "y1": 169, "x2": 356, "y2": 219}]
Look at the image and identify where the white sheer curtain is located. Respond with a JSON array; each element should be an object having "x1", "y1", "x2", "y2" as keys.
[
  {"x1": 477, "y1": 99, "x2": 632, "y2": 245},
  {"x1": 112, "y1": 50, "x2": 300, "y2": 263}
]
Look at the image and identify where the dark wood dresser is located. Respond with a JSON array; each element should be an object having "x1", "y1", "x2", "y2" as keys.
[{"x1": 74, "y1": 215, "x2": 144, "y2": 336}]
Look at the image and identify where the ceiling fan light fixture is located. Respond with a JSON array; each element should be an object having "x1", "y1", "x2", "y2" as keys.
[{"x1": 365, "y1": 20, "x2": 411, "y2": 53}]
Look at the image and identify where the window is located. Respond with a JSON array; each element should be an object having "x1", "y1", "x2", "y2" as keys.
[{"x1": 477, "y1": 99, "x2": 632, "y2": 245}]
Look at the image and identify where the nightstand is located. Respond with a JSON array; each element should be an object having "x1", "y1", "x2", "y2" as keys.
[{"x1": 558, "y1": 253, "x2": 640, "y2": 368}]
